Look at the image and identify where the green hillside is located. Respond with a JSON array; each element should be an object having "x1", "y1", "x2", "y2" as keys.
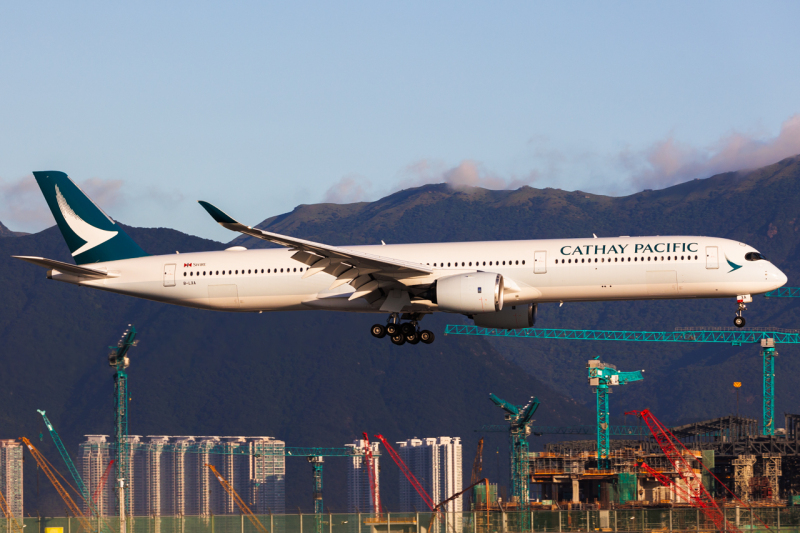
[{"x1": 2, "y1": 154, "x2": 800, "y2": 515}]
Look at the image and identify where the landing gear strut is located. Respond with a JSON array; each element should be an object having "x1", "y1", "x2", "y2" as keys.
[
  {"x1": 370, "y1": 313, "x2": 435, "y2": 345},
  {"x1": 733, "y1": 295, "x2": 752, "y2": 328}
]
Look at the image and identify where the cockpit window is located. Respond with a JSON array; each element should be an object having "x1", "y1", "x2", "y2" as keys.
[{"x1": 745, "y1": 252, "x2": 767, "y2": 261}]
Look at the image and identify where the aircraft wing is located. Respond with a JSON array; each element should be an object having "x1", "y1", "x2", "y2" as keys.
[
  {"x1": 199, "y1": 201, "x2": 433, "y2": 302},
  {"x1": 12, "y1": 256, "x2": 113, "y2": 278}
]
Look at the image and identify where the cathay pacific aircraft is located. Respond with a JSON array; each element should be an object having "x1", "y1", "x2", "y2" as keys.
[{"x1": 14, "y1": 171, "x2": 787, "y2": 345}]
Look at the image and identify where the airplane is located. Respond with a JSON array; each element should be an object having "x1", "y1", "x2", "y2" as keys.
[{"x1": 13, "y1": 171, "x2": 788, "y2": 345}]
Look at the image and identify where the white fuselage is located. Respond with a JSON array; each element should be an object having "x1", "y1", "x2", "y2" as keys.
[{"x1": 49, "y1": 236, "x2": 787, "y2": 314}]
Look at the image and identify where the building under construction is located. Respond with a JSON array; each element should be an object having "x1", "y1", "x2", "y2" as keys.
[
  {"x1": 532, "y1": 413, "x2": 800, "y2": 508},
  {"x1": 80, "y1": 435, "x2": 285, "y2": 517},
  {"x1": 0, "y1": 440, "x2": 23, "y2": 519}
]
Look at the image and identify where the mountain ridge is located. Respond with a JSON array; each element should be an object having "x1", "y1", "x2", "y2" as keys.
[{"x1": 3, "y1": 154, "x2": 800, "y2": 515}]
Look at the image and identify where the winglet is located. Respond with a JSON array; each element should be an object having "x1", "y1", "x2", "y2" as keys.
[{"x1": 198, "y1": 201, "x2": 240, "y2": 225}]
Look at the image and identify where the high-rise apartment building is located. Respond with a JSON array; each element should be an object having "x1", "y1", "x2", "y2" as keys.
[
  {"x1": 345, "y1": 439, "x2": 380, "y2": 513},
  {"x1": 81, "y1": 435, "x2": 115, "y2": 516},
  {"x1": 397, "y1": 437, "x2": 462, "y2": 514},
  {"x1": 0, "y1": 440, "x2": 23, "y2": 519},
  {"x1": 80, "y1": 435, "x2": 285, "y2": 517}
]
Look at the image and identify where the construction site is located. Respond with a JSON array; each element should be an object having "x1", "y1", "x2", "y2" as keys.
[{"x1": 6, "y1": 312, "x2": 800, "y2": 532}]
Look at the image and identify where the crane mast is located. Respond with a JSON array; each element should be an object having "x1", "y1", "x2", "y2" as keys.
[{"x1": 587, "y1": 359, "x2": 644, "y2": 469}]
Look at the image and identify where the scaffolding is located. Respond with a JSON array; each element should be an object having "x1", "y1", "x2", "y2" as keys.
[
  {"x1": 733, "y1": 455, "x2": 757, "y2": 501},
  {"x1": 0, "y1": 441, "x2": 22, "y2": 521},
  {"x1": 80, "y1": 435, "x2": 286, "y2": 517}
]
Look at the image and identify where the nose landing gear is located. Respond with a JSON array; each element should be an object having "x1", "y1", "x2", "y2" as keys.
[
  {"x1": 370, "y1": 313, "x2": 435, "y2": 344},
  {"x1": 733, "y1": 294, "x2": 752, "y2": 328}
]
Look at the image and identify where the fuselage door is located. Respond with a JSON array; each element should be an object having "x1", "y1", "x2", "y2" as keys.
[
  {"x1": 163, "y1": 263, "x2": 176, "y2": 287},
  {"x1": 534, "y1": 251, "x2": 547, "y2": 274},
  {"x1": 706, "y1": 246, "x2": 719, "y2": 269}
]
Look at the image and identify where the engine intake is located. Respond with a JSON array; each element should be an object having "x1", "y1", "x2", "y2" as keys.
[
  {"x1": 434, "y1": 272, "x2": 504, "y2": 314},
  {"x1": 473, "y1": 304, "x2": 536, "y2": 330}
]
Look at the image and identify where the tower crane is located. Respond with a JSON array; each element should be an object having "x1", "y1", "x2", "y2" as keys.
[
  {"x1": 0, "y1": 487, "x2": 23, "y2": 533},
  {"x1": 20, "y1": 437, "x2": 94, "y2": 533},
  {"x1": 449, "y1": 325, "x2": 790, "y2": 443},
  {"x1": 485, "y1": 393, "x2": 539, "y2": 513},
  {"x1": 205, "y1": 464, "x2": 269, "y2": 533},
  {"x1": 587, "y1": 359, "x2": 643, "y2": 469},
  {"x1": 107, "y1": 324, "x2": 139, "y2": 518}
]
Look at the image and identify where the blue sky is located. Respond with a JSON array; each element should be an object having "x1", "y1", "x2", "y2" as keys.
[{"x1": 2, "y1": 1, "x2": 799, "y2": 241}]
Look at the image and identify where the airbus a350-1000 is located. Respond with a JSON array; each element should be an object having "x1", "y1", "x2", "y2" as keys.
[{"x1": 14, "y1": 171, "x2": 788, "y2": 345}]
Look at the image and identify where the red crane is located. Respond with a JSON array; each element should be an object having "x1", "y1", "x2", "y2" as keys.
[
  {"x1": 373, "y1": 434, "x2": 435, "y2": 511},
  {"x1": 362, "y1": 433, "x2": 382, "y2": 515},
  {"x1": 627, "y1": 410, "x2": 740, "y2": 533},
  {"x1": 91, "y1": 459, "x2": 114, "y2": 503},
  {"x1": 639, "y1": 461, "x2": 703, "y2": 505}
]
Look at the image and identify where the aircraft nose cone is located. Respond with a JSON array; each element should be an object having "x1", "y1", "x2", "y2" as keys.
[{"x1": 770, "y1": 266, "x2": 788, "y2": 289}]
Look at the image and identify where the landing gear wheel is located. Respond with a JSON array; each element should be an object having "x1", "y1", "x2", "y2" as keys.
[
  {"x1": 401, "y1": 322, "x2": 416, "y2": 335},
  {"x1": 386, "y1": 323, "x2": 399, "y2": 336},
  {"x1": 420, "y1": 330, "x2": 435, "y2": 344},
  {"x1": 371, "y1": 324, "x2": 387, "y2": 338},
  {"x1": 406, "y1": 331, "x2": 420, "y2": 344},
  {"x1": 390, "y1": 334, "x2": 406, "y2": 346},
  {"x1": 734, "y1": 316, "x2": 746, "y2": 328}
]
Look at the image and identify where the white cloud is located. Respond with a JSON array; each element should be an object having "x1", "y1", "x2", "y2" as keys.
[
  {"x1": 621, "y1": 114, "x2": 800, "y2": 190},
  {"x1": 395, "y1": 159, "x2": 540, "y2": 192},
  {"x1": 322, "y1": 174, "x2": 373, "y2": 204},
  {"x1": 0, "y1": 174, "x2": 185, "y2": 233}
]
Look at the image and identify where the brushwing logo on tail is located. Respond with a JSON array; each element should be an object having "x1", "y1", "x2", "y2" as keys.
[{"x1": 55, "y1": 185, "x2": 118, "y2": 256}]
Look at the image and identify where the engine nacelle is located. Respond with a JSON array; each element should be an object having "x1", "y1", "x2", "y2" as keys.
[
  {"x1": 472, "y1": 304, "x2": 536, "y2": 330},
  {"x1": 435, "y1": 272, "x2": 504, "y2": 314}
]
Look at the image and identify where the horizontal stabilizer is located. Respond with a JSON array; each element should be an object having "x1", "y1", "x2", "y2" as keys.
[{"x1": 12, "y1": 256, "x2": 113, "y2": 278}]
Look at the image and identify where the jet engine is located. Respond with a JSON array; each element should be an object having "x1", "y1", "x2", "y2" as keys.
[
  {"x1": 433, "y1": 272, "x2": 504, "y2": 314},
  {"x1": 472, "y1": 303, "x2": 536, "y2": 330}
]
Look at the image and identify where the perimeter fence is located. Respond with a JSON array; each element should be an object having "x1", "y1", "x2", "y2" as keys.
[{"x1": 6, "y1": 508, "x2": 800, "y2": 533}]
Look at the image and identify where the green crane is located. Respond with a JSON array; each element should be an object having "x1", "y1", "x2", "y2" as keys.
[
  {"x1": 761, "y1": 338, "x2": 777, "y2": 435},
  {"x1": 765, "y1": 287, "x2": 800, "y2": 297},
  {"x1": 38, "y1": 410, "x2": 106, "y2": 531},
  {"x1": 107, "y1": 325, "x2": 138, "y2": 521},
  {"x1": 587, "y1": 359, "x2": 644, "y2": 469},
  {"x1": 448, "y1": 325, "x2": 793, "y2": 445},
  {"x1": 486, "y1": 393, "x2": 539, "y2": 521}
]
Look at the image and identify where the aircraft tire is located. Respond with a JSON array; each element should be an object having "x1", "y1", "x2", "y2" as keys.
[
  {"x1": 420, "y1": 330, "x2": 435, "y2": 344},
  {"x1": 734, "y1": 316, "x2": 746, "y2": 328},
  {"x1": 390, "y1": 334, "x2": 406, "y2": 346},
  {"x1": 400, "y1": 322, "x2": 415, "y2": 335},
  {"x1": 386, "y1": 324, "x2": 399, "y2": 336},
  {"x1": 406, "y1": 331, "x2": 420, "y2": 344},
  {"x1": 371, "y1": 324, "x2": 387, "y2": 338}
]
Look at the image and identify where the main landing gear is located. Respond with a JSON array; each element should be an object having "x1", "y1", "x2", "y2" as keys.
[
  {"x1": 370, "y1": 313, "x2": 435, "y2": 345},
  {"x1": 733, "y1": 294, "x2": 753, "y2": 328}
]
